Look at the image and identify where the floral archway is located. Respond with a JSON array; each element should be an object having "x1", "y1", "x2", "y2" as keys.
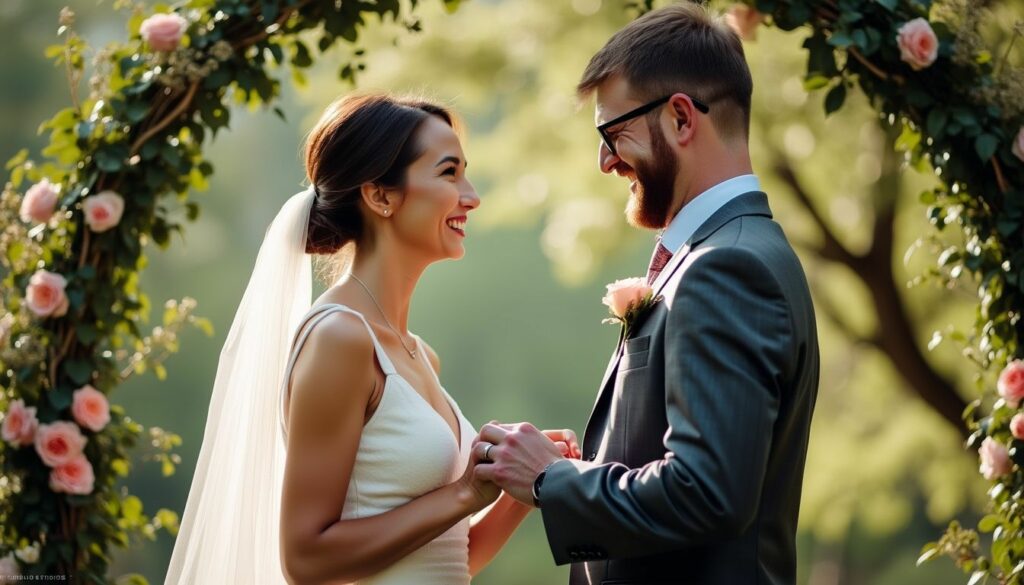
[
  {"x1": 0, "y1": 0, "x2": 1021, "y2": 582},
  {"x1": 718, "y1": 0, "x2": 1023, "y2": 580},
  {"x1": 0, "y1": 0, "x2": 455, "y2": 581}
]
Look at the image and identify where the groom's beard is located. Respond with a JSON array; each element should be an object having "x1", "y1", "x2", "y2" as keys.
[{"x1": 626, "y1": 123, "x2": 677, "y2": 230}]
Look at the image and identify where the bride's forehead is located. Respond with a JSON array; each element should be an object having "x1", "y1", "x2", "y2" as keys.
[{"x1": 415, "y1": 118, "x2": 464, "y2": 158}]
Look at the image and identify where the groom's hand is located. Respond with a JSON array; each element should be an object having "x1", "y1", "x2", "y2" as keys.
[{"x1": 474, "y1": 421, "x2": 565, "y2": 507}]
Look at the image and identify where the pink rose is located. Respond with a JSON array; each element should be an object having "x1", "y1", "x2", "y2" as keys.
[
  {"x1": 72, "y1": 385, "x2": 110, "y2": 432},
  {"x1": 999, "y1": 360, "x2": 1024, "y2": 408},
  {"x1": 1, "y1": 399, "x2": 38, "y2": 447},
  {"x1": 19, "y1": 179, "x2": 59, "y2": 225},
  {"x1": 896, "y1": 18, "x2": 938, "y2": 71},
  {"x1": 980, "y1": 437, "x2": 1013, "y2": 480},
  {"x1": 140, "y1": 13, "x2": 188, "y2": 52},
  {"x1": 1011, "y1": 414, "x2": 1024, "y2": 440},
  {"x1": 602, "y1": 277, "x2": 651, "y2": 319},
  {"x1": 83, "y1": 190, "x2": 124, "y2": 233},
  {"x1": 25, "y1": 269, "x2": 69, "y2": 318},
  {"x1": 34, "y1": 421, "x2": 87, "y2": 468},
  {"x1": 725, "y1": 5, "x2": 764, "y2": 42},
  {"x1": 49, "y1": 454, "x2": 95, "y2": 495},
  {"x1": 0, "y1": 553, "x2": 17, "y2": 579},
  {"x1": 1012, "y1": 127, "x2": 1024, "y2": 163}
]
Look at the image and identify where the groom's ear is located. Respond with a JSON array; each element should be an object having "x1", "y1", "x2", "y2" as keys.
[
  {"x1": 359, "y1": 182, "x2": 398, "y2": 217},
  {"x1": 667, "y1": 94, "x2": 697, "y2": 147}
]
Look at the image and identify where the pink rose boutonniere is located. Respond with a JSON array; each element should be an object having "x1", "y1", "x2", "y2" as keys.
[{"x1": 602, "y1": 277, "x2": 662, "y2": 342}]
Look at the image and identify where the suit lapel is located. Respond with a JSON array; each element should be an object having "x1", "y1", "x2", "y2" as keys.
[{"x1": 583, "y1": 192, "x2": 774, "y2": 448}]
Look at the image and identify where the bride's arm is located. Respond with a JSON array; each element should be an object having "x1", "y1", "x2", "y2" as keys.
[
  {"x1": 280, "y1": 313, "x2": 492, "y2": 585},
  {"x1": 466, "y1": 492, "x2": 532, "y2": 576}
]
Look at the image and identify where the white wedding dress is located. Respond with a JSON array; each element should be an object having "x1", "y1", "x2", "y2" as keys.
[{"x1": 280, "y1": 303, "x2": 475, "y2": 585}]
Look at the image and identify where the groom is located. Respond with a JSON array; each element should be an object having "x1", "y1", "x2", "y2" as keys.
[{"x1": 475, "y1": 4, "x2": 819, "y2": 585}]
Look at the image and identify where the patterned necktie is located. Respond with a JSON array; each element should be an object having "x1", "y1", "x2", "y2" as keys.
[{"x1": 646, "y1": 242, "x2": 673, "y2": 285}]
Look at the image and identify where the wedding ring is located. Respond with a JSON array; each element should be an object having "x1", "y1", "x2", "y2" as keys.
[{"x1": 483, "y1": 443, "x2": 494, "y2": 462}]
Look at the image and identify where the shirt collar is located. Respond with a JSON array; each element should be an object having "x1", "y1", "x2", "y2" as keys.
[{"x1": 659, "y1": 174, "x2": 761, "y2": 253}]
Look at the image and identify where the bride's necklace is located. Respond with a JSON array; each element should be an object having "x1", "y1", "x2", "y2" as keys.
[{"x1": 350, "y1": 274, "x2": 418, "y2": 359}]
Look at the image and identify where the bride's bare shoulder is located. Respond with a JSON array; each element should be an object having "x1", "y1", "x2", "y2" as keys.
[{"x1": 289, "y1": 309, "x2": 376, "y2": 415}]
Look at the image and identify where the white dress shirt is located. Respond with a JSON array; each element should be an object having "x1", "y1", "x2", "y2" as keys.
[{"x1": 659, "y1": 174, "x2": 762, "y2": 253}]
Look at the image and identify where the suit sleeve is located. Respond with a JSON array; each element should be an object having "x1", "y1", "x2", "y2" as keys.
[{"x1": 539, "y1": 246, "x2": 794, "y2": 564}]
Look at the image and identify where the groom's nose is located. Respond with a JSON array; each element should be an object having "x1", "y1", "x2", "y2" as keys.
[{"x1": 598, "y1": 141, "x2": 622, "y2": 175}]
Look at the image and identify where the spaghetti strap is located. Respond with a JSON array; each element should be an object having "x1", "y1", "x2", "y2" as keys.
[
  {"x1": 279, "y1": 303, "x2": 398, "y2": 440},
  {"x1": 292, "y1": 304, "x2": 397, "y2": 376}
]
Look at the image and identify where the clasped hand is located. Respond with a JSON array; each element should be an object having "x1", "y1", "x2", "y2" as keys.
[{"x1": 464, "y1": 422, "x2": 581, "y2": 507}]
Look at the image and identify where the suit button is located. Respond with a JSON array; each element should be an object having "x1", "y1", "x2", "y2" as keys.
[
  {"x1": 587, "y1": 452, "x2": 596, "y2": 461},
  {"x1": 569, "y1": 551, "x2": 580, "y2": 560}
]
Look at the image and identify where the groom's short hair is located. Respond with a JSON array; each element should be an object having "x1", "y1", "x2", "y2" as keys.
[{"x1": 577, "y1": 3, "x2": 753, "y2": 142}]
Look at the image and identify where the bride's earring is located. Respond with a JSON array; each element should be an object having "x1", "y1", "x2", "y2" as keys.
[{"x1": 383, "y1": 209, "x2": 391, "y2": 216}]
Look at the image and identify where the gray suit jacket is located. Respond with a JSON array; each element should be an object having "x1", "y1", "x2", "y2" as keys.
[{"x1": 539, "y1": 192, "x2": 819, "y2": 585}]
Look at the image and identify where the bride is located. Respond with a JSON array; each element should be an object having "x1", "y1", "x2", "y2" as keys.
[{"x1": 164, "y1": 93, "x2": 579, "y2": 584}]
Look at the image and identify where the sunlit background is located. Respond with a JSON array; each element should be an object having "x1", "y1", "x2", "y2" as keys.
[{"x1": 5, "y1": 0, "x2": 1023, "y2": 583}]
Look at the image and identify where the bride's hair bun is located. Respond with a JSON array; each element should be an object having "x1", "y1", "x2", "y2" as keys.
[{"x1": 303, "y1": 93, "x2": 453, "y2": 255}]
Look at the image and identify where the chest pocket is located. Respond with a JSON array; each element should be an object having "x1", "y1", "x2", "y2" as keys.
[{"x1": 619, "y1": 335, "x2": 650, "y2": 371}]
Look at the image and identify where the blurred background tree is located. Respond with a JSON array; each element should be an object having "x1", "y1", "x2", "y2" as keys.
[{"x1": 4, "y1": 0, "x2": 1022, "y2": 583}]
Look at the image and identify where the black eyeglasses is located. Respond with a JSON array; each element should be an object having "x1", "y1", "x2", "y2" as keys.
[{"x1": 597, "y1": 94, "x2": 710, "y2": 156}]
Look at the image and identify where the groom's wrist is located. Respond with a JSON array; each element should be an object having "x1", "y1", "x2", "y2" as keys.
[{"x1": 532, "y1": 461, "x2": 558, "y2": 508}]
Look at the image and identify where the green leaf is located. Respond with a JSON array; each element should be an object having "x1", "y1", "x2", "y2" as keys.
[
  {"x1": 76, "y1": 323, "x2": 99, "y2": 344},
  {"x1": 95, "y1": 149, "x2": 124, "y2": 173},
  {"x1": 44, "y1": 44, "x2": 65, "y2": 59},
  {"x1": 824, "y1": 83, "x2": 846, "y2": 115},
  {"x1": 5, "y1": 148, "x2": 28, "y2": 170},
  {"x1": 161, "y1": 142, "x2": 183, "y2": 167},
  {"x1": 975, "y1": 133, "x2": 998, "y2": 161},
  {"x1": 162, "y1": 457, "x2": 175, "y2": 476},
  {"x1": 47, "y1": 386, "x2": 73, "y2": 411},
  {"x1": 874, "y1": 0, "x2": 897, "y2": 10},
  {"x1": 895, "y1": 124, "x2": 921, "y2": 153},
  {"x1": 291, "y1": 41, "x2": 312, "y2": 68},
  {"x1": 979, "y1": 514, "x2": 1002, "y2": 533},
  {"x1": 828, "y1": 30, "x2": 853, "y2": 48},
  {"x1": 261, "y1": 0, "x2": 278, "y2": 23},
  {"x1": 122, "y1": 496, "x2": 143, "y2": 525},
  {"x1": 115, "y1": 574, "x2": 149, "y2": 585},
  {"x1": 111, "y1": 459, "x2": 130, "y2": 477},
  {"x1": 63, "y1": 358, "x2": 93, "y2": 385},
  {"x1": 193, "y1": 317, "x2": 214, "y2": 337},
  {"x1": 926, "y1": 109, "x2": 948, "y2": 138},
  {"x1": 152, "y1": 219, "x2": 170, "y2": 247},
  {"x1": 6, "y1": 241, "x2": 25, "y2": 264},
  {"x1": 126, "y1": 100, "x2": 149, "y2": 123},
  {"x1": 156, "y1": 509, "x2": 180, "y2": 533},
  {"x1": 803, "y1": 75, "x2": 830, "y2": 91},
  {"x1": 803, "y1": 31, "x2": 838, "y2": 77}
]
